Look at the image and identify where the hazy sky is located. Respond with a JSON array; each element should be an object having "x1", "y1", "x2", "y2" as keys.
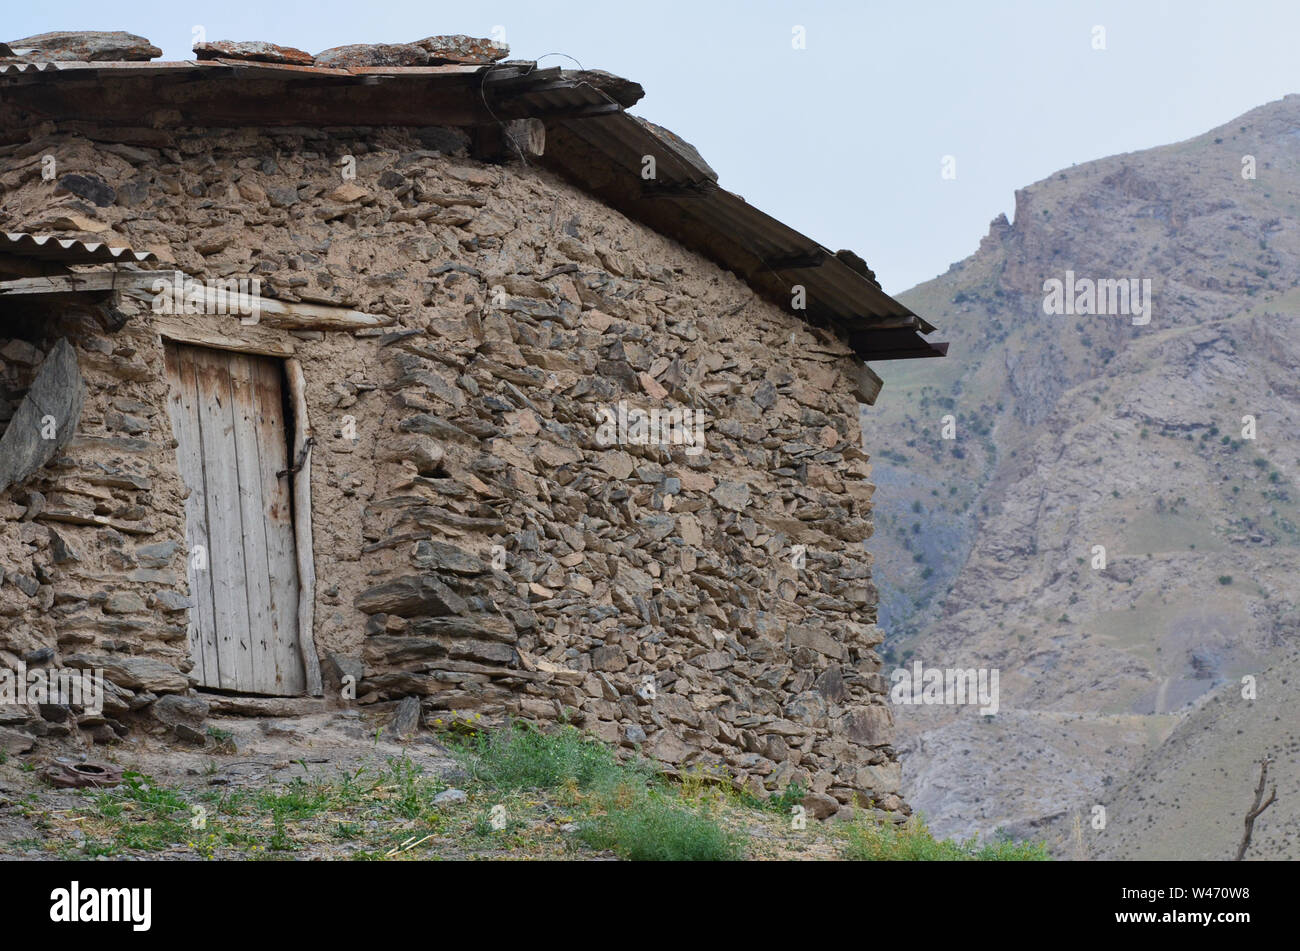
[{"x1": 9, "y1": 1, "x2": 1299, "y2": 292}]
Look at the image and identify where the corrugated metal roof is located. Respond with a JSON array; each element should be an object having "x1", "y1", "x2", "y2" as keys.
[
  {"x1": 0, "y1": 60, "x2": 201, "y2": 75},
  {"x1": 0, "y1": 61, "x2": 61, "y2": 74},
  {"x1": 0, "y1": 231, "x2": 157, "y2": 264}
]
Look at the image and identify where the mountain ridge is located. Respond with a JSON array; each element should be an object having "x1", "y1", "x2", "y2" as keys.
[{"x1": 863, "y1": 93, "x2": 1300, "y2": 856}]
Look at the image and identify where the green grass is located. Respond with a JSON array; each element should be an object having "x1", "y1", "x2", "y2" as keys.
[
  {"x1": 450, "y1": 721, "x2": 652, "y2": 794},
  {"x1": 36, "y1": 722, "x2": 1018, "y2": 862},
  {"x1": 841, "y1": 814, "x2": 1049, "y2": 861},
  {"x1": 452, "y1": 721, "x2": 742, "y2": 859},
  {"x1": 256, "y1": 778, "x2": 332, "y2": 820},
  {"x1": 732, "y1": 778, "x2": 805, "y2": 814},
  {"x1": 578, "y1": 790, "x2": 745, "y2": 861},
  {"x1": 91, "y1": 772, "x2": 192, "y2": 853}
]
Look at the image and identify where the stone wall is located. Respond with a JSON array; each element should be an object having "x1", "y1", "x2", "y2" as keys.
[{"x1": 0, "y1": 122, "x2": 903, "y2": 815}]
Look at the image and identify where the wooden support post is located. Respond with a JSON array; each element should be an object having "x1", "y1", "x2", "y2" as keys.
[{"x1": 284, "y1": 359, "x2": 323, "y2": 696}]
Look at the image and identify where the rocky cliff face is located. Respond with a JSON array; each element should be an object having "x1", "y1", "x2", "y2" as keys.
[{"x1": 863, "y1": 94, "x2": 1300, "y2": 851}]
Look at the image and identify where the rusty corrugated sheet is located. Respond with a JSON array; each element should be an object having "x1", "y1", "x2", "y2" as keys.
[
  {"x1": 0, "y1": 61, "x2": 61, "y2": 74},
  {"x1": 0, "y1": 232, "x2": 157, "y2": 264},
  {"x1": 0, "y1": 60, "x2": 204, "y2": 76}
]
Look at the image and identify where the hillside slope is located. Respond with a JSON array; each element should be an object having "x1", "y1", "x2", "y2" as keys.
[
  {"x1": 863, "y1": 94, "x2": 1300, "y2": 851},
  {"x1": 1088, "y1": 649, "x2": 1300, "y2": 860}
]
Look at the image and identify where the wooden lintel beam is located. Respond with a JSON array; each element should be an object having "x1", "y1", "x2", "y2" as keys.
[
  {"x1": 0, "y1": 271, "x2": 150, "y2": 296},
  {"x1": 0, "y1": 269, "x2": 393, "y2": 330},
  {"x1": 121, "y1": 280, "x2": 393, "y2": 331}
]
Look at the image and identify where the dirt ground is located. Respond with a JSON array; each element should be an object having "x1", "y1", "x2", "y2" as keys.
[{"x1": 0, "y1": 710, "x2": 848, "y2": 861}]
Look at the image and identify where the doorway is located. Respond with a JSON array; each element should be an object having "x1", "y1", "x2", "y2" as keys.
[{"x1": 163, "y1": 342, "x2": 306, "y2": 695}]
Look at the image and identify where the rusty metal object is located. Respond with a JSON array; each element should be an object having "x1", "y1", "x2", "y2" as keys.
[{"x1": 44, "y1": 761, "x2": 125, "y2": 789}]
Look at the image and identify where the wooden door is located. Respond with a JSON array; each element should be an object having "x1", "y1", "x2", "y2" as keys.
[{"x1": 163, "y1": 343, "x2": 306, "y2": 696}]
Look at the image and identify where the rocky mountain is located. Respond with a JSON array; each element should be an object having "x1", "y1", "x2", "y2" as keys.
[{"x1": 862, "y1": 94, "x2": 1300, "y2": 856}]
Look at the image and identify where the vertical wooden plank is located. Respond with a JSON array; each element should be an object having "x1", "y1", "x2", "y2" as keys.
[
  {"x1": 192, "y1": 346, "x2": 255, "y2": 692},
  {"x1": 161, "y1": 343, "x2": 203, "y2": 685},
  {"x1": 250, "y1": 355, "x2": 305, "y2": 694},
  {"x1": 286, "y1": 358, "x2": 323, "y2": 696},
  {"x1": 229, "y1": 352, "x2": 280, "y2": 694},
  {"x1": 163, "y1": 343, "x2": 221, "y2": 688}
]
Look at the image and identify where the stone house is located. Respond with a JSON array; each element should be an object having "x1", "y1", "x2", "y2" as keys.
[{"x1": 0, "y1": 31, "x2": 944, "y2": 816}]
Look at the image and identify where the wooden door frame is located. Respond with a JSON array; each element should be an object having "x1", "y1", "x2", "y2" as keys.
[
  {"x1": 284, "y1": 357, "x2": 323, "y2": 696},
  {"x1": 160, "y1": 330, "x2": 324, "y2": 696}
]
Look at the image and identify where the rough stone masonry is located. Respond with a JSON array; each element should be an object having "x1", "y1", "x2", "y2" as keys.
[{"x1": 0, "y1": 33, "x2": 913, "y2": 820}]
